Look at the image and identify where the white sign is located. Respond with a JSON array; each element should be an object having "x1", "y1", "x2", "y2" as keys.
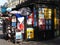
[{"x1": 16, "y1": 32, "x2": 22, "y2": 40}]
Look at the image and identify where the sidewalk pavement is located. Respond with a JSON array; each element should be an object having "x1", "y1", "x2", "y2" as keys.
[{"x1": 19, "y1": 37, "x2": 60, "y2": 45}]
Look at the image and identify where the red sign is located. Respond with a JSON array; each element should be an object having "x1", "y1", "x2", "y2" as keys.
[{"x1": 17, "y1": 23, "x2": 24, "y2": 31}]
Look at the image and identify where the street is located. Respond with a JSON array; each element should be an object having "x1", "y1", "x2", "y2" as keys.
[
  {"x1": 0, "y1": 30, "x2": 60, "y2": 45},
  {"x1": 0, "y1": 30, "x2": 18, "y2": 45}
]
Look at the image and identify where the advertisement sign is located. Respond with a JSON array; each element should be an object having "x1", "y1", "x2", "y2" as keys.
[
  {"x1": 34, "y1": 20, "x2": 37, "y2": 27},
  {"x1": 16, "y1": 32, "x2": 22, "y2": 40},
  {"x1": 49, "y1": 13, "x2": 51, "y2": 19},
  {"x1": 26, "y1": 28, "x2": 34, "y2": 39},
  {"x1": 46, "y1": 19, "x2": 51, "y2": 25},
  {"x1": 49, "y1": 19, "x2": 51, "y2": 25},
  {"x1": 46, "y1": 20, "x2": 49, "y2": 25},
  {"x1": 49, "y1": 25, "x2": 51, "y2": 30},
  {"x1": 27, "y1": 13, "x2": 34, "y2": 26},
  {"x1": 42, "y1": 8, "x2": 44, "y2": 13},
  {"x1": 12, "y1": 22, "x2": 16, "y2": 27},
  {"x1": 44, "y1": 8, "x2": 52, "y2": 19},
  {"x1": 38, "y1": 8, "x2": 44, "y2": 19},
  {"x1": 38, "y1": 19, "x2": 45, "y2": 26},
  {"x1": 16, "y1": 14, "x2": 24, "y2": 31},
  {"x1": 12, "y1": 15, "x2": 16, "y2": 27},
  {"x1": 12, "y1": 19, "x2": 16, "y2": 22},
  {"x1": 38, "y1": 14, "x2": 44, "y2": 19},
  {"x1": 48, "y1": 9, "x2": 52, "y2": 14},
  {"x1": 46, "y1": 25, "x2": 49, "y2": 30},
  {"x1": 33, "y1": 8, "x2": 37, "y2": 26},
  {"x1": 17, "y1": 23, "x2": 24, "y2": 32}
]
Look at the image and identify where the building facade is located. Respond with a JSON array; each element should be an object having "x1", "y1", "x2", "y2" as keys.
[
  {"x1": 7, "y1": 0, "x2": 27, "y2": 8},
  {"x1": 0, "y1": 6, "x2": 1, "y2": 14},
  {"x1": 7, "y1": 0, "x2": 19, "y2": 8}
]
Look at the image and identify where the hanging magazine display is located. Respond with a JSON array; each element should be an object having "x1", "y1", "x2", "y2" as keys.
[
  {"x1": 27, "y1": 12, "x2": 34, "y2": 26},
  {"x1": 15, "y1": 14, "x2": 24, "y2": 33},
  {"x1": 44, "y1": 8, "x2": 52, "y2": 30},
  {"x1": 38, "y1": 8, "x2": 45, "y2": 30},
  {"x1": 12, "y1": 16, "x2": 16, "y2": 27},
  {"x1": 38, "y1": 7, "x2": 52, "y2": 30},
  {"x1": 33, "y1": 8, "x2": 37, "y2": 27},
  {"x1": 17, "y1": 17, "x2": 24, "y2": 33}
]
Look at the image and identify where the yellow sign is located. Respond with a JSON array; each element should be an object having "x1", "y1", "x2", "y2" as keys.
[{"x1": 26, "y1": 28, "x2": 34, "y2": 39}]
